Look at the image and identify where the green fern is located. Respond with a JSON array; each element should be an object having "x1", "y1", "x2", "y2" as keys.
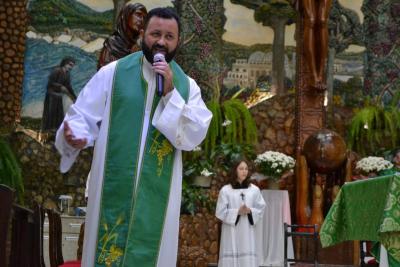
[
  {"x1": 0, "y1": 137, "x2": 24, "y2": 204},
  {"x1": 202, "y1": 99, "x2": 258, "y2": 157},
  {"x1": 348, "y1": 104, "x2": 400, "y2": 155}
]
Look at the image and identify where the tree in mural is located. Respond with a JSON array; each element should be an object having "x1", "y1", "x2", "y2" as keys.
[
  {"x1": 230, "y1": 0, "x2": 296, "y2": 95},
  {"x1": 327, "y1": 0, "x2": 363, "y2": 107},
  {"x1": 362, "y1": 0, "x2": 400, "y2": 101},
  {"x1": 173, "y1": 0, "x2": 226, "y2": 101}
]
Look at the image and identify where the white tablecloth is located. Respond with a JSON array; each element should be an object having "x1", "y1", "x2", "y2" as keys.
[{"x1": 255, "y1": 190, "x2": 294, "y2": 266}]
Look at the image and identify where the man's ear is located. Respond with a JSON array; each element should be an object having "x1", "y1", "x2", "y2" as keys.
[{"x1": 140, "y1": 29, "x2": 144, "y2": 39}]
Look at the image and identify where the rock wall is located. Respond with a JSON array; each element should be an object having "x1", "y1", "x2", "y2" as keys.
[
  {"x1": 178, "y1": 213, "x2": 220, "y2": 267},
  {"x1": 10, "y1": 131, "x2": 92, "y2": 210},
  {"x1": 251, "y1": 94, "x2": 296, "y2": 156},
  {"x1": 0, "y1": 0, "x2": 27, "y2": 130}
]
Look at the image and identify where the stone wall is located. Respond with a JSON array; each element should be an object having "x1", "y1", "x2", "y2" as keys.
[
  {"x1": 251, "y1": 94, "x2": 296, "y2": 156},
  {"x1": 0, "y1": 0, "x2": 27, "y2": 130},
  {"x1": 178, "y1": 213, "x2": 220, "y2": 267},
  {"x1": 10, "y1": 131, "x2": 92, "y2": 210}
]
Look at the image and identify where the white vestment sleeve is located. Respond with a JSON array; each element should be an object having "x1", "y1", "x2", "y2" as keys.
[
  {"x1": 55, "y1": 63, "x2": 114, "y2": 173},
  {"x1": 216, "y1": 187, "x2": 239, "y2": 225},
  {"x1": 152, "y1": 78, "x2": 212, "y2": 151},
  {"x1": 250, "y1": 187, "x2": 266, "y2": 225}
]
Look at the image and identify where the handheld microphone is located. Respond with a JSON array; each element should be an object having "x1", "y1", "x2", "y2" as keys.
[{"x1": 153, "y1": 53, "x2": 165, "y2": 97}]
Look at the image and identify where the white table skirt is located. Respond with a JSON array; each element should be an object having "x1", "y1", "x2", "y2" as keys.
[{"x1": 255, "y1": 190, "x2": 294, "y2": 267}]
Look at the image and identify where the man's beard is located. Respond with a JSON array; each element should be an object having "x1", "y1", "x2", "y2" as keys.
[{"x1": 141, "y1": 41, "x2": 178, "y2": 63}]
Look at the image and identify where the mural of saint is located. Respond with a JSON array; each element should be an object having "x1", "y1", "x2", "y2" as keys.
[{"x1": 41, "y1": 57, "x2": 77, "y2": 132}]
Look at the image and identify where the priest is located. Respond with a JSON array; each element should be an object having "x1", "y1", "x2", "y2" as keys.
[{"x1": 55, "y1": 7, "x2": 212, "y2": 267}]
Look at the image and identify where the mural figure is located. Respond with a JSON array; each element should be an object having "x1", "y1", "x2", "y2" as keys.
[
  {"x1": 97, "y1": 2, "x2": 147, "y2": 69},
  {"x1": 301, "y1": 0, "x2": 332, "y2": 90},
  {"x1": 41, "y1": 56, "x2": 76, "y2": 132}
]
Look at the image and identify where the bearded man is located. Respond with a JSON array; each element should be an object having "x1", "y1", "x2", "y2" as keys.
[{"x1": 55, "y1": 7, "x2": 212, "y2": 267}]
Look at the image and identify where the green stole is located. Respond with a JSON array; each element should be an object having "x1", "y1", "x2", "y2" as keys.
[{"x1": 95, "y1": 51, "x2": 189, "y2": 267}]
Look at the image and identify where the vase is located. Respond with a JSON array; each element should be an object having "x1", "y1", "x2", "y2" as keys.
[
  {"x1": 192, "y1": 175, "x2": 212, "y2": 188},
  {"x1": 267, "y1": 178, "x2": 281, "y2": 190}
]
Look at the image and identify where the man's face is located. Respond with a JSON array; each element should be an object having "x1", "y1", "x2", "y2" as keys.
[
  {"x1": 64, "y1": 62, "x2": 75, "y2": 72},
  {"x1": 141, "y1": 16, "x2": 179, "y2": 63},
  {"x1": 128, "y1": 10, "x2": 146, "y2": 33}
]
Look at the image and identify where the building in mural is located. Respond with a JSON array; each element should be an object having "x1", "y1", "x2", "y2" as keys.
[
  {"x1": 333, "y1": 58, "x2": 363, "y2": 82},
  {"x1": 223, "y1": 51, "x2": 294, "y2": 90}
]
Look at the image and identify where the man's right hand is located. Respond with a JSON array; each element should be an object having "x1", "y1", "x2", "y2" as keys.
[{"x1": 64, "y1": 121, "x2": 87, "y2": 149}]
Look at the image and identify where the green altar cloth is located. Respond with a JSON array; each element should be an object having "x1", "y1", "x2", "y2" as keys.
[{"x1": 320, "y1": 174, "x2": 400, "y2": 263}]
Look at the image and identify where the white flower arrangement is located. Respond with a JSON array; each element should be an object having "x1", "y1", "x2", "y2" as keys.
[
  {"x1": 193, "y1": 146, "x2": 202, "y2": 152},
  {"x1": 356, "y1": 156, "x2": 393, "y2": 175},
  {"x1": 200, "y1": 168, "x2": 213, "y2": 177},
  {"x1": 254, "y1": 151, "x2": 296, "y2": 181},
  {"x1": 222, "y1": 119, "x2": 232, "y2": 127}
]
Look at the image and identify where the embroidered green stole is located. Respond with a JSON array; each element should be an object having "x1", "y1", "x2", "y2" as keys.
[{"x1": 95, "y1": 52, "x2": 189, "y2": 267}]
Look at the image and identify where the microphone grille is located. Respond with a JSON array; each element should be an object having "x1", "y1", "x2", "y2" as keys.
[{"x1": 153, "y1": 53, "x2": 165, "y2": 62}]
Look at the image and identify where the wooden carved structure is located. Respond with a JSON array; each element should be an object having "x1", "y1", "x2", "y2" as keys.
[
  {"x1": 294, "y1": 0, "x2": 357, "y2": 234},
  {"x1": 294, "y1": 0, "x2": 332, "y2": 227}
]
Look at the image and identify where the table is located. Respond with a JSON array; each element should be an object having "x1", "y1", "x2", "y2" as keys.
[
  {"x1": 320, "y1": 174, "x2": 400, "y2": 266},
  {"x1": 255, "y1": 189, "x2": 294, "y2": 266}
]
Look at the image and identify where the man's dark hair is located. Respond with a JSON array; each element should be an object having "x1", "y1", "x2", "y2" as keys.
[
  {"x1": 60, "y1": 56, "x2": 76, "y2": 67},
  {"x1": 143, "y1": 7, "x2": 181, "y2": 36}
]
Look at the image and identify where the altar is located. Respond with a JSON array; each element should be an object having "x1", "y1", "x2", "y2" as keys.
[
  {"x1": 255, "y1": 189, "x2": 294, "y2": 266},
  {"x1": 320, "y1": 173, "x2": 400, "y2": 266}
]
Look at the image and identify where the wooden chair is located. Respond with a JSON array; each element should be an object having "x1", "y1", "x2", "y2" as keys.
[
  {"x1": 284, "y1": 223, "x2": 319, "y2": 267},
  {"x1": 46, "y1": 208, "x2": 81, "y2": 267},
  {"x1": 0, "y1": 184, "x2": 14, "y2": 267},
  {"x1": 46, "y1": 208, "x2": 64, "y2": 267},
  {"x1": 32, "y1": 203, "x2": 46, "y2": 267},
  {"x1": 9, "y1": 204, "x2": 35, "y2": 267}
]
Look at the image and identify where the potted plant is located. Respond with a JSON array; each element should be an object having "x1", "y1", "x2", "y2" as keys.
[
  {"x1": 180, "y1": 179, "x2": 215, "y2": 215},
  {"x1": 254, "y1": 151, "x2": 295, "y2": 189},
  {"x1": 348, "y1": 93, "x2": 400, "y2": 156},
  {"x1": 354, "y1": 156, "x2": 393, "y2": 179},
  {"x1": 0, "y1": 137, "x2": 24, "y2": 203}
]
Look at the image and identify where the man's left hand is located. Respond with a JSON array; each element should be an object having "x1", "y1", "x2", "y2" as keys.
[{"x1": 152, "y1": 61, "x2": 173, "y2": 96}]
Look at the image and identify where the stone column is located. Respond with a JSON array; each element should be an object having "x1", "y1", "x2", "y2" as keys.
[{"x1": 0, "y1": 0, "x2": 28, "y2": 131}]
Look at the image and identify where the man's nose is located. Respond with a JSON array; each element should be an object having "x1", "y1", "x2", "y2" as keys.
[{"x1": 157, "y1": 37, "x2": 166, "y2": 46}]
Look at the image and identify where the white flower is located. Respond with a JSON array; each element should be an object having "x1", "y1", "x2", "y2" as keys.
[
  {"x1": 356, "y1": 156, "x2": 393, "y2": 174},
  {"x1": 222, "y1": 119, "x2": 232, "y2": 127},
  {"x1": 200, "y1": 168, "x2": 213, "y2": 177},
  {"x1": 193, "y1": 146, "x2": 202, "y2": 152},
  {"x1": 254, "y1": 151, "x2": 296, "y2": 179}
]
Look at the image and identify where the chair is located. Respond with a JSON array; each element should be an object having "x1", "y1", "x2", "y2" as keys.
[
  {"x1": 46, "y1": 208, "x2": 81, "y2": 267},
  {"x1": 9, "y1": 204, "x2": 35, "y2": 267},
  {"x1": 0, "y1": 184, "x2": 14, "y2": 267},
  {"x1": 32, "y1": 203, "x2": 46, "y2": 267},
  {"x1": 284, "y1": 223, "x2": 319, "y2": 267},
  {"x1": 360, "y1": 240, "x2": 379, "y2": 267}
]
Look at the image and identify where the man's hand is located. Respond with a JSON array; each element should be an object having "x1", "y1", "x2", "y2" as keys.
[
  {"x1": 238, "y1": 205, "x2": 251, "y2": 215},
  {"x1": 64, "y1": 121, "x2": 87, "y2": 149},
  {"x1": 152, "y1": 61, "x2": 173, "y2": 96}
]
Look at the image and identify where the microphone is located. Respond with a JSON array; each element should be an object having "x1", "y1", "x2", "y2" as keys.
[{"x1": 153, "y1": 53, "x2": 165, "y2": 97}]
